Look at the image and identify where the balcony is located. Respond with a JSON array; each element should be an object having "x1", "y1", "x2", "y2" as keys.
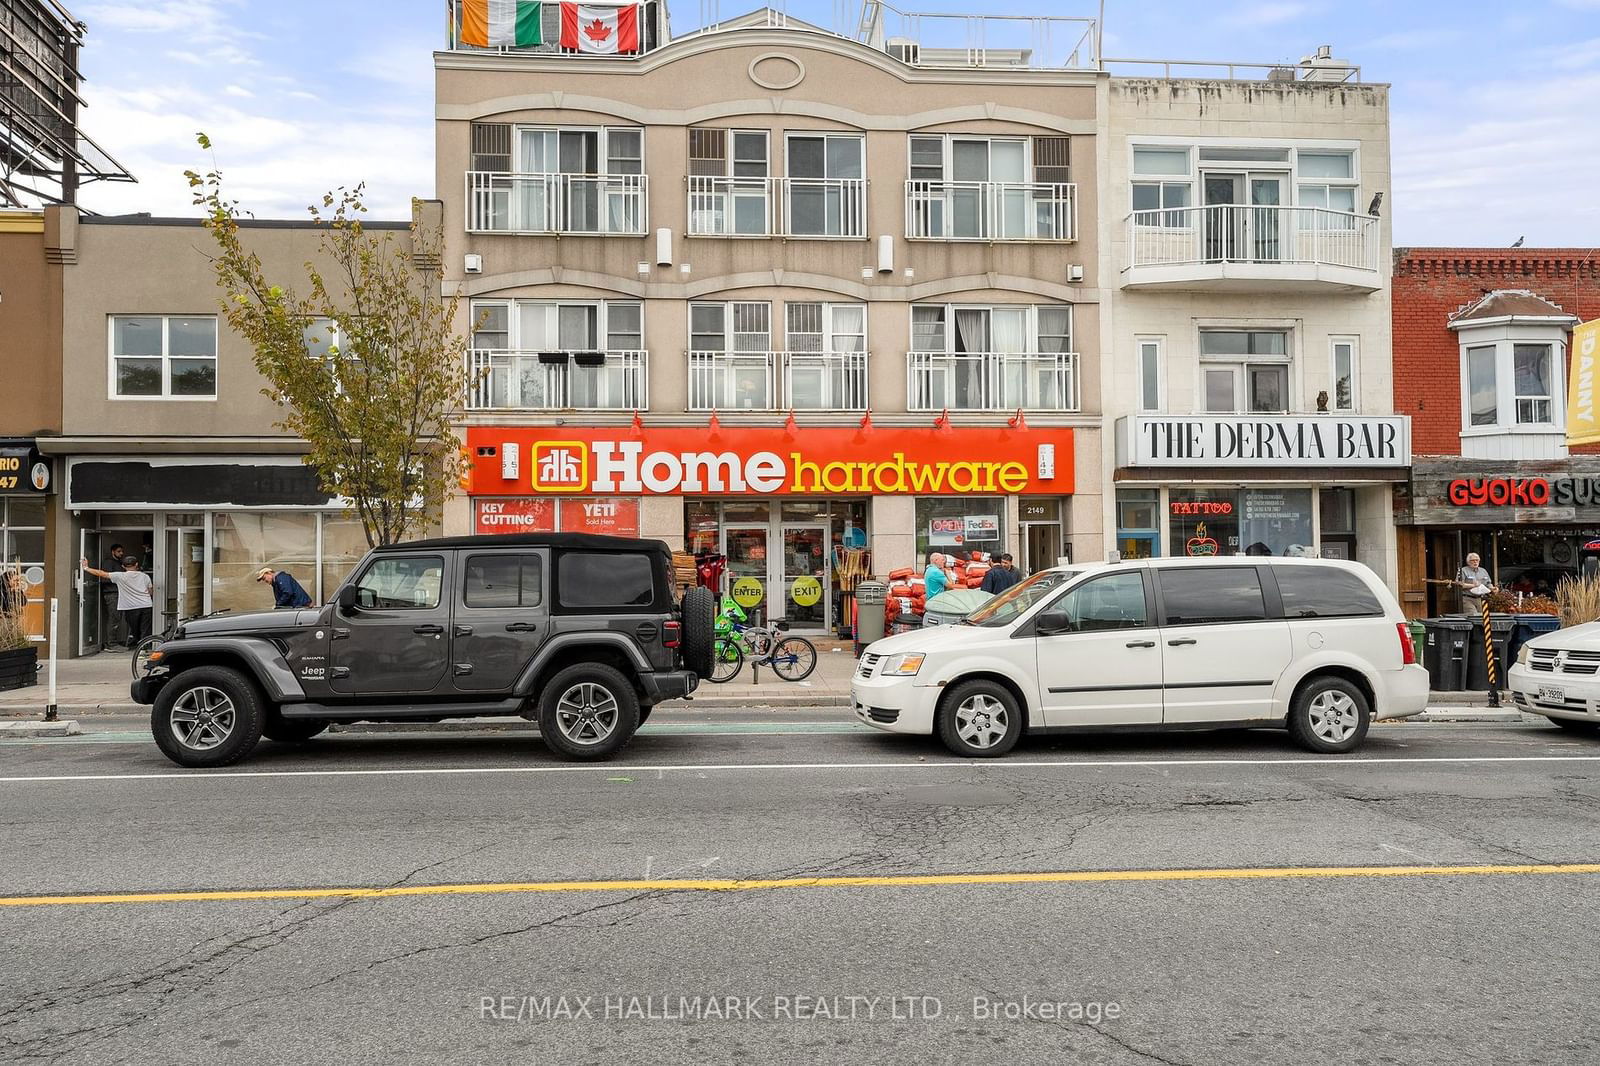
[
  {"x1": 688, "y1": 351, "x2": 869, "y2": 411},
  {"x1": 466, "y1": 350, "x2": 647, "y2": 411},
  {"x1": 1124, "y1": 205, "x2": 1381, "y2": 292},
  {"x1": 905, "y1": 181, "x2": 1077, "y2": 242},
  {"x1": 686, "y1": 177, "x2": 867, "y2": 239},
  {"x1": 465, "y1": 172, "x2": 648, "y2": 236},
  {"x1": 907, "y1": 352, "x2": 1079, "y2": 412}
]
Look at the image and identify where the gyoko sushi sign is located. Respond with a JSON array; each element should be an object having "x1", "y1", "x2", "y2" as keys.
[{"x1": 464, "y1": 425, "x2": 1073, "y2": 496}]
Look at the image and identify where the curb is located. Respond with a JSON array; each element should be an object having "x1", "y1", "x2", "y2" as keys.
[
  {"x1": 1417, "y1": 709, "x2": 1528, "y2": 724},
  {"x1": 0, "y1": 720, "x2": 83, "y2": 737}
]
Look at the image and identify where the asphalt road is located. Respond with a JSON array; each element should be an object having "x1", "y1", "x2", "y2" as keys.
[{"x1": 3, "y1": 714, "x2": 1599, "y2": 1064}]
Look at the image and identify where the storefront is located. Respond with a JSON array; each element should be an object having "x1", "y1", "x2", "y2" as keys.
[
  {"x1": 58, "y1": 454, "x2": 368, "y2": 655},
  {"x1": 1396, "y1": 457, "x2": 1600, "y2": 617},
  {"x1": 0, "y1": 440, "x2": 54, "y2": 646},
  {"x1": 1112, "y1": 414, "x2": 1409, "y2": 582},
  {"x1": 462, "y1": 422, "x2": 1075, "y2": 631}
]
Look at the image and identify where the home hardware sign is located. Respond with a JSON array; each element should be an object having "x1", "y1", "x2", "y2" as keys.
[{"x1": 1119, "y1": 415, "x2": 1410, "y2": 468}]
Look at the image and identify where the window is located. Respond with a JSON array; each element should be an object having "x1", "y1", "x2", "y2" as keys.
[
  {"x1": 559, "y1": 553, "x2": 654, "y2": 608},
  {"x1": 785, "y1": 133, "x2": 864, "y2": 236},
  {"x1": 1132, "y1": 146, "x2": 1193, "y2": 228},
  {"x1": 908, "y1": 304, "x2": 1076, "y2": 411},
  {"x1": 1051, "y1": 571, "x2": 1148, "y2": 632},
  {"x1": 690, "y1": 302, "x2": 773, "y2": 409},
  {"x1": 1138, "y1": 337, "x2": 1163, "y2": 412},
  {"x1": 1199, "y1": 330, "x2": 1290, "y2": 413},
  {"x1": 1275, "y1": 567, "x2": 1382, "y2": 619},
  {"x1": 469, "y1": 300, "x2": 642, "y2": 351},
  {"x1": 110, "y1": 315, "x2": 218, "y2": 399},
  {"x1": 688, "y1": 129, "x2": 771, "y2": 236},
  {"x1": 464, "y1": 554, "x2": 543, "y2": 609},
  {"x1": 1331, "y1": 337, "x2": 1358, "y2": 412},
  {"x1": 1514, "y1": 344, "x2": 1554, "y2": 424},
  {"x1": 352, "y1": 556, "x2": 444, "y2": 610},
  {"x1": 785, "y1": 303, "x2": 865, "y2": 353},
  {"x1": 1296, "y1": 151, "x2": 1357, "y2": 217},
  {"x1": 302, "y1": 318, "x2": 342, "y2": 362},
  {"x1": 1467, "y1": 345, "x2": 1498, "y2": 427},
  {"x1": 1157, "y1": 568, "x2": 1267, "y2": 625}
]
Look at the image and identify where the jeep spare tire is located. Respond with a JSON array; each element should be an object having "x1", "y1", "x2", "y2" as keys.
[{"x1": 680, "y1": 586, "x2": 716, "y2": 678}]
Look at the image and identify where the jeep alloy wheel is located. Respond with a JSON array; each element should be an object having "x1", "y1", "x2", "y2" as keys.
[
  {"x1": 536, "y1": 663, "x2": 640, "y2": 761},
  {"x1": 170, "y1": 686, "x2": 236, "y2": 750},
  {"x1": 555, "y1": 682, "x2": 620, "y2": 745}
]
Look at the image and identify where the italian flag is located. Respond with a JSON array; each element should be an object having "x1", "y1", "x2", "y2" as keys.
[
  {"x1": 459, "y1": 0, "x2": 544, "y2": 48},
  {"x1": 559, "y1": 3, "x2": 640, "y2": 54}
]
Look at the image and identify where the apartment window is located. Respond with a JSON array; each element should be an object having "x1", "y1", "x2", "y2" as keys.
[
  {"x1": 689, "y1": 302, "x2": 772, "y2": 351},
  {"x1": 110, "y1": 315, "x2": 218, "y2": 399},
  {"x1": 1131, "y1": 147, "x2": 1192, "y2": 228},
  {"x1": 785, "y1": 303, "x2": 867, "y2": 410},
  {"x1": 785, "y1": 133, "x2": 864, "y2": 236},
  {"x1": 1296, "y1": 151, "x2": 1357, "y2": 214},
  {"x1": 1515, "y1": 344, "x2": 1555, "y2": 424},
  {"x1": 907, "y1": 134, "x2": 1072, "y2": 239},
  {"x1": 1138, "y1": 337, "x2": 1163, "y2": 413},
  {"x1": 1330, "y1": 337, "x2": 1358, "y2": 412},
  {"x1": 688, "y1": 128, "x2": 771, "y2": 235},
  {"x1": 1466, "y1": 345, "x2": 1498, "y2": 427},
  {"x1": 471, "y1": 125, "x2": 645, "y2": 234},
  {"x1": 468, "y1": 300, "x2": 645, "y2": 409},
  {"x1": 908, "y1": 304, "x2": 1076, "y2": 411},
  {"x1": 690, "y1": 302, "x2": 773, "y2": 410},
  {"x1": 785, "y1": 303, "x2": 864, "y2": 353},
  {"x1": 1458, "y1": 334, "x2": 1565, "y2": 434},
  {"x1": 1199, "y1": 330, "x2": 1289, "y2": 414}
]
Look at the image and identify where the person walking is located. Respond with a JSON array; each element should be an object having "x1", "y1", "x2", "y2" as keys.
[
  {"x1": 81, "y1": 555, "x2": 153, "y2": 649},
  {"x1": 924, "y1": 552, "x2": 950, "y2": 599},
  {"x1": 256, "y1": 567, "x2": 312, "y2": 608},
  {"x1": 97, "y1": 543, "x2": 126, "y2": 650},
  {"x1": 980, "y1": 553, "x2": 1023, "y2": 595},
  {"x1": 1456, "y1": 552, "x2": 1494, "y2": 615}
]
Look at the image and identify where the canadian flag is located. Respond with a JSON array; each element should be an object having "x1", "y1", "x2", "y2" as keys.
[{"x1": 560, "y1": 3, "x2": 640, "y2": 54}]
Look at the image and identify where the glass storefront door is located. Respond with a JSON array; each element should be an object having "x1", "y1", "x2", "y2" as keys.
[
  {"x1": 162, "y1": 527, "x2": 204, "y2": 631},
  {"x1": 724, "y1": 524, "x2": 770, "y2": 625},
  {"x1": 781, "y1": 525, "x2": 828, "y2": 628}
]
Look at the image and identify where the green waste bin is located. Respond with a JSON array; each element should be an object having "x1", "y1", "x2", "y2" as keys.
[{"x1": 1407, "y1": 619, "x2": 1427, "y2": 664}]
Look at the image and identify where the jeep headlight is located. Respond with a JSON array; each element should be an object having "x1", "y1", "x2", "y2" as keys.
[{"x1": 884, "y1": 653, "x2": 925, "y2": 677}]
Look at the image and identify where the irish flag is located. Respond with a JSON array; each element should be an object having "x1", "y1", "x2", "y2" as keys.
[
  {"x1": 459, "y1": 0, "x2": 544, "y2": 48},
  {"x1": 559, "y1": 3, "x2": 640, "y2": 54}
]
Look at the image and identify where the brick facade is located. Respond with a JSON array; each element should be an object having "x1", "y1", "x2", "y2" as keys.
[{"x1": 1393, "y1": 248, "x2": 1600, "y2": 456}]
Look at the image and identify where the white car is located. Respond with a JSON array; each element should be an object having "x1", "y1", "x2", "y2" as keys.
[
  {"x1": 1508, "y1": 622, "x2": 1600, "y2": 733},
  {"x1": 853, "y1": 556, "x2": 1430, "y2": 758}
]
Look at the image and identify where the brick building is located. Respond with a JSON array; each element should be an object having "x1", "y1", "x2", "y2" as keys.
[{"x1": 1392, "y1": 247, "x2": 1600, "y2": 616}]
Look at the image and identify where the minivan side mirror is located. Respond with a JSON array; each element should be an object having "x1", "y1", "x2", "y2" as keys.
[
  {"x1": 1035, "y1": 610, "x2": 1073, "y2": 636},
  {"x1": 336, "y1": 585, "x2": 361, "y2": 613}
]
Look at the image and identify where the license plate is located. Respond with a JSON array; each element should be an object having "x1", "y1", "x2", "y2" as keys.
[{"x1": 1539, "y1": 685, "x2": 1567, "y2": 702}]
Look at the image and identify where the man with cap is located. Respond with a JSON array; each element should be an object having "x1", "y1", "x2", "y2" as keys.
[{"x1": 258, "y1": 567, "x2": 313, "y2": 609}]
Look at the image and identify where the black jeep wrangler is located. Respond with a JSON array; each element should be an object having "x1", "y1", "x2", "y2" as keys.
[{"x1": 132, "y1": 533, "x2": 716, "y2": 768}]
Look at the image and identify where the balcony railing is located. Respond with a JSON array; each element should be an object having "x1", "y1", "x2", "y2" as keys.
[
  {"x1": 465, "y1": 172, "x2": 648, "y2": 235},
  {"x1": 688, "y1": 351, "x2": 870, "y2": 410},
  {"x1": 905, "y1": 181, "x2": 1077, "y2": 241},
  {"x1": 686, "y1": 177, "x2": 868, "y2": 238},
  {"x1": 467, "y1": 349, "x2": 647, "y2": 410},
  {"x1": 907, "y1": 352, "x2": 1079, "y2": 412},
  {"x1": 1126, "y1": 205, "x2": 1379, "y2": 273}
]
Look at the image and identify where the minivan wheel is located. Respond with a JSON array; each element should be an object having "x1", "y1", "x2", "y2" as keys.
[
  {"x1": 537, "y1": 663, "x2": 640, "y2": 761},
  {"x1": 262, "y1": 716, "x2": 330, "y2": 743},
  {"x1": 1288, "y1": 676, "x2": 1371, "y2": 754},
  {"x1": 937, "y1": 680, "x2": 1023, "y2": 758},
  {"x1": 151, "y1": 666, "x2": 265, "y2": 769}
]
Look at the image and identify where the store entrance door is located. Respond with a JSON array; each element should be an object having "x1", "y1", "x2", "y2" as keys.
[
  {"x1": 77, "y1": 527, "x2": 101, "y2": 656},
  {"x1": 724, "y1": 525, "x2": 770, "y2": 625},
  {"x1": 1022, "y1": 522, "x2": 1063, "y2": 575},
  {"x1": 780, "y1": 525, "x2": 829, "y2": 630},
  {"x1": 163, "y1": 527, "x2": 205, "y2": 632}
]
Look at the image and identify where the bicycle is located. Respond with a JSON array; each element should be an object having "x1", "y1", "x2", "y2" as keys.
[
  {"x1": 132, "y1": 609, "x2": 230, "y2": 678},
  {"x1": 709, "y1": 618, "x2": 817, "y2": 683}
]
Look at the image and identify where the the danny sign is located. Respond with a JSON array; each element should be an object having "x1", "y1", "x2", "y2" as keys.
[
  {"x1": 464, "y1": 425, "x2": 1073, "y2": 496},
  {"x1": 1116, "y1": 415, "x2": 1410, "y2": 469}
]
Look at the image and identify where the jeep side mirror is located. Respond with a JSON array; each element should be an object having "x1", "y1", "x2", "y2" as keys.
[
  {"x1": 337, "y1": 585, "x2": 361, "y2": 613},
  {"x1": 1035, "y1": 610, "x2": 1073, "y2": 636}
]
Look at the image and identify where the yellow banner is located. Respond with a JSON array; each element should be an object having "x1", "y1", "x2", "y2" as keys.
[{"x1": 1568, "y1": 319, "x2": 1600, "y2": 447}]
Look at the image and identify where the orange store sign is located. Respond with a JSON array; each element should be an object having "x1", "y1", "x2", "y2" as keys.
[{"x1": 465, "y1": 426, "x2": 1073, "y2": 497}]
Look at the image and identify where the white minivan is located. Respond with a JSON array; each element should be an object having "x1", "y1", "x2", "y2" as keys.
[{"x1": 853, "y1": 557, "x2": 1429, "y2": 757}]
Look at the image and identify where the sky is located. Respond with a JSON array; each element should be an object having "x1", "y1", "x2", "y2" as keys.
[{"x1": 70, "y1": 0, "x2": 1600, "y2": 246}]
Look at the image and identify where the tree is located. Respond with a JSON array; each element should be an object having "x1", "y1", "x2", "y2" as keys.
[{"x1": 186, "y1": 134, "x2": 468, "y2": 548}]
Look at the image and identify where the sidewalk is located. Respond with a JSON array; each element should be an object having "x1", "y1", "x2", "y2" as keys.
[{"x1": 0, "y1": 639, "x2": 863, "y2": 716}]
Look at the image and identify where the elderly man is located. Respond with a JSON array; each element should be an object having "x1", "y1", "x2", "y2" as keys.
[
  {"x1": 924, "y1": 552, "x2": 950, "y2": 600},
  {"x1": 257, "y1": 567, "x2": 313, "y2": 609},
  {"x1": 1457, "y1": 552, "x2": 1494, "y2": 615}
]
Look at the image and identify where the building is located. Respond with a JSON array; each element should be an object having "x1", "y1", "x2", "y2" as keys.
[
  {"x1": 1391, "y1": 247, "x2": 1600, "y2": 617},
  {"x1": 438, "y1": 4, "x2": 1103, "y2": 631},
  {"x1": 1102, "y1": 50, "x2": 1409, "y2": 582},
  {"x1": 34, "y1": 211, "x2": 418, "y2": 656}
]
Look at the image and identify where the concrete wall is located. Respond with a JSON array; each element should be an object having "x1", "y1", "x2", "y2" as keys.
[{"x1": 0, "y1": 215, "x2": 63, "y2": 437}]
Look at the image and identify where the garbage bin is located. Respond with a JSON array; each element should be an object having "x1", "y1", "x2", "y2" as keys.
[
  {"x1": 1407, "y1": 619, "x2": 1428, "y2": 663},
  {"x1": 1465, "y1": 613, "x2": 1518, "y2": 691},
  {"x1": 855, "y1": 581, "x2": 888, "y2": 650},
  {"x1": 1507, "y1": 614, "x2": 1560, "y2": 667},
  {"x1": 1423, "y1": 617, "x2": 1472, "y2": 692}
]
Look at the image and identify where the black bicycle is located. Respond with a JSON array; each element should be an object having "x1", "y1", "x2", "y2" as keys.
[{"x1": 132, "y1": 610, "x2": 230, "y2": 678}]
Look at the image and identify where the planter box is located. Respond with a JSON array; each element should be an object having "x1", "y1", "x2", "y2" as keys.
[{"x1": 0, "y1": 646, "x2": 38, "y2": 692}]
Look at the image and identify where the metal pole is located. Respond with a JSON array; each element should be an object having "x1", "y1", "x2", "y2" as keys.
[
  {"x1": 45, "y1": 598, "x2": 58, "y2": 722},
  {"x1": 1479, "y1": 597, "x2": 1501, "y2": 708}
]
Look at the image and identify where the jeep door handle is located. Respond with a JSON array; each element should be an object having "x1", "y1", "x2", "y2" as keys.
[
  {"x1": 413, "y1": 624, "x2": 444, "y2": 635},
  {"x1": 505, "y1": 622, "x2": 539, "y2": 633},
  {"x1": 1167, "y1": 637, "x2": 1198, "y2": 647},
  {"x1": 453, "y1": 624, "x2": 474, "y2": 637},
  {"x1": 1126, "y1": 640, "x2": 1156, "y2": 648}
]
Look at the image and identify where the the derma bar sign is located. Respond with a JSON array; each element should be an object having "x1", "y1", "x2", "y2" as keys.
[{"x1": 1117, "y1": 415, "x2": 1410, "y2": 468}]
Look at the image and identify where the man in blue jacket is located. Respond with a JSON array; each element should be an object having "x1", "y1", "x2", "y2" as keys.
[
  {"x1": 257, "y1": 566, "x2": 313, "y2": 608},
  {"x1": 980, "y1": 553, "x2": 1023, "y2": 595}
]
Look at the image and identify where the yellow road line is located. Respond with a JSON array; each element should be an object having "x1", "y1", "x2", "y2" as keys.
[{"x1": 4, "y1": 863, "x2": 1600, "y2": 908}]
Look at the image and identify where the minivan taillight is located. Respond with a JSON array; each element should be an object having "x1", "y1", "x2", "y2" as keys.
[
  {"x1": 1397, "y1": 622, "x2": 1417, "y2": 666},
  {"x1": 663, "y1": 620, "x2": 682, "y2": 649}
]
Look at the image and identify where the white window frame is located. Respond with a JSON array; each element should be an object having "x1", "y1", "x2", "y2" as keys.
[
  {"x1": 1456, "y1": 323, "x2": 1570, "y2": 437},
  {"x1": 1137, "y1": 335, "x2": 1164, "y2": 413},
  {"x1": 1196, "y1": 327, "x2": 1294, "y2": 415},
  {"x1": 1294, "y1": 148, "x2": 1359, "y2": 215},
  {"x1": 107, "y1": 314, "x2": 219, "y2": 401},
  {"x1": 1129, "y1": 138, "x2": 1361, "y2": 221},
  {"x1": 782, "y1": 132, "x2": 867, "y2": 238},
  {"x1": 905, "y1": 134, "x2": 1031, "y2": 183},
  {"x1": 469, "y1": 298, "x2": 643, "y2": 351},
  {"x1": 513, "y1": 125, "x2": 644, "y2": 175},
  {"x1": 907, "y1": 303, "x2": 1078, "y2": 411},
  {"x1": 1329, "y1": 336, "x2": 1358, "y2": 413}
]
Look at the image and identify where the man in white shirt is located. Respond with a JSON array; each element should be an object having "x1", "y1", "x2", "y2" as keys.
[
  {"x1": 1456, "y1": 552, "x2": 1494, "y2": 615},
  {"x1": 81, "y1": 556, "x2": 154, "y2": 649}
]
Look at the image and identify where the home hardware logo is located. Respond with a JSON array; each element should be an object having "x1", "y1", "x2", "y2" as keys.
[{"x1": 532, "y1": 442, "x2": 588, "y2": 492}]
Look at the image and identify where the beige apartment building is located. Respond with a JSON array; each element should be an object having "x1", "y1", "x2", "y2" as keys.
[
  {"x1": 438, "y1": 5, "x2": 1103, "y2": 631},
  {"x1": 1102, "y1": 53, "x2": 1407, "y2": 582}
]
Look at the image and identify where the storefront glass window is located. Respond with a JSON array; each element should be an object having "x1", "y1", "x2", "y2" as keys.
[
  {"x1": 1320, "y1": 487, "x2": 1356, "y2": 534},
  {"x1": 1239, "y1": 489, "x2": 1315, "y2": 557},
  {"x1": 1, "y1": 497, "x2": 47, "y2": 639},
  {"x1": 686, "y1": 501, "x2": 719, "y2": 554},
  {"x1": 1169, "y1": 489, "x2": 1238, "y2": 558},
  {"x1": 320, "y1": 516, "x2": 371, "y2": 601},
  {"x1": 722, "y1": 501, "x2": 770, "y2": 525},
  {"x1": 914, "y1": 497, "x2": 1005, "y2": 561},
  {"x1": 210, "y1": 512, "x2": 319, "y2": 614},
  {"x1": 1115, "y1": 488, "x2": 1160, "y2": 560}
]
